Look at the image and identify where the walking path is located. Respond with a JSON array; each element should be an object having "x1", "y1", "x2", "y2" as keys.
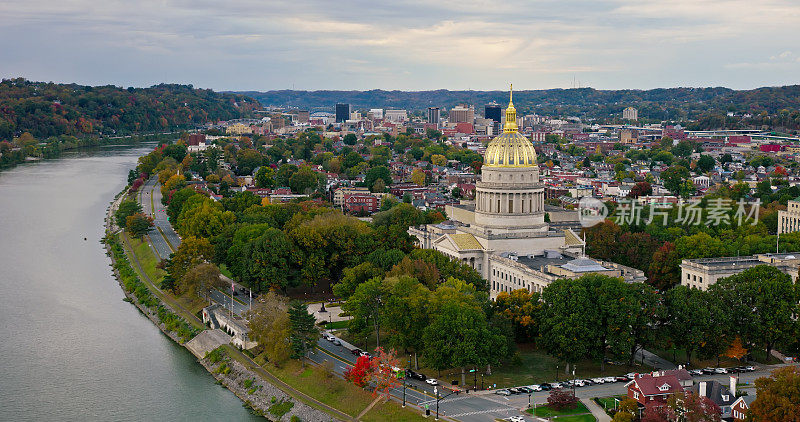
[
  {"x1": 583, "y1": 398, "x2": 611, "y2": 422},
  {"x1": 635, "y1": 348, "x2": 677, "y2": 370}
]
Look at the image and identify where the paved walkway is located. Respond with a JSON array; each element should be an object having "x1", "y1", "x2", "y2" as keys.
[
  {"x1": 635, "y1": 348, "x2": 676, "y2": 370},
  {"x1": 583, "y1": 398, "x2": 612, "y2": 422}
]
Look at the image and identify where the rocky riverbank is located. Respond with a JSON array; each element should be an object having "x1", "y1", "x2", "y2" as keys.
[{"x1": 201, "y1": 352, "x2": 337, "y2": 422}]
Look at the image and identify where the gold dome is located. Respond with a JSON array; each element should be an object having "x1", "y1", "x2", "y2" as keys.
[{"x1": 483, "y1": 84, "x2": 537, "y2": 167}]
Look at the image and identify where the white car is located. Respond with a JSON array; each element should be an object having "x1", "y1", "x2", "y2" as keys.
[
  {"x1": 527, "y1": 384, "x2": 542, "y2": 392},
  {"x1": 550, "y1": 382, "x2": 563, "y2": 389},
  {"x1": 603, "y1": 377, "x2": 617, "y2": 383},
  {"x1": 495, "y1": 389, "x2": 511, "y2": 396},
  {"x1": 591, "y1": 377, "x2": 605, "y2": 384},
  {"x1": 508, "y1": 417, "x2": 526, "y2": 422},
  {"x1": 574, "y1": 379, "x2": 587, "y2": 387},
  {"x1": 714, "y1": 368, "x2": 728, "y2": 374},
  {"x1": 426, "y1": 378, "x2": 438, "y2": 385}
]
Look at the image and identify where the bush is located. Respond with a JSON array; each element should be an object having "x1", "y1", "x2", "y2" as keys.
[
  {"x1": 290, "y1": 416, "x2": 301, "y2": 422},
  {"x1": 268, "y1": 398, "x2": 294, "y2": 418}
]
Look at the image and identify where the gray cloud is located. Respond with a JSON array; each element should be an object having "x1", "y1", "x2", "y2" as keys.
[{"x1": 0, "y1": 0, "x2": 798, "y2": 90}]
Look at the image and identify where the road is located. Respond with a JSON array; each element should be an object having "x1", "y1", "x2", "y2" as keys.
[{"x1": 138, "y1": 177, "x2": 181, "y2": 260}]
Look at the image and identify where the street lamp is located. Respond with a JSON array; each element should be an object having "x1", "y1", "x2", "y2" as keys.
[
  {"x1": 572, "y1": 365, "x2": 577, "y2": 396},
  {"x1": 434, "y1": 387, "x2": 439, "y2": 421}
]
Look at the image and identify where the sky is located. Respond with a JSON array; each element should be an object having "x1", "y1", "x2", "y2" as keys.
[{"x1": 1, "y1": 0, "x2": 799, "y2": 91}]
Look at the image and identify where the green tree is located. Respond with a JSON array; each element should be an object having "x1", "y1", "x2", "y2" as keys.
[
  {"x1": 115, "y1": 199, "x2": 143, "y2": 227},
  {"x1": 711, "y1": 265, "x2": 800, "y2": 358},
  {"x1": 178, "y1": 262, "x2": 221, "y2": 297},
  {"x1": 176, "y1": 195, "x2": 235, "y2": 238},
  {"x1": 661, "y1": 165, "x2": 690, "y2": 195},
  {"x1": 288, "y1": 165, "x2": 319, "y2": 194},
  {"x1": 255, "y1": 166, "x2": 276, "y2": 188},
  {"x1": 288, "y1": 301, "x2": 319, "y2": 362},
  {"x1": 165, "y1": 236, "x2": 215, "y2": 291},
  {"x1": 365, "y1": 165, "x2": 391, "y2": 192},
  {"x1": 333, "y1": 262, "x2": 383, "y2": 299},
  {"x1": 125, "y1": 213, "x2": 154, "y2": 239},
  {"x1": 343, "y1": 133, "x2": 358, "y2": 145},
  {"x1": 749, "y1": 366, "x2": 800, "y2": 422},
  {"x1": 696, "y1": 154, "x2": 715, "y2": 173}
]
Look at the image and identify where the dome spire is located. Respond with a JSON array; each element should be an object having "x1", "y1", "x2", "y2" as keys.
[{"x1": 503, "y1": 83, "x2": 518, "y2": 133}]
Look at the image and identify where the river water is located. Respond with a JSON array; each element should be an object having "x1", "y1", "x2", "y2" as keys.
[{"x1": 0, "y1": 145, "x2": 261, "y2": 421}]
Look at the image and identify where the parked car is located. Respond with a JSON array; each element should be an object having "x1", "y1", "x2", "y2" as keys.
[
  {"x1": 425, "y1": 378, "x2": 438, "y2": 386},
  {"x1": 495, "y1": 389, "x2": 511, "y2": 396},
  {"x1": 689, "y1": 369, "x2": 703, "y2": 376},
  {"x1": 508, "y1": 416, "x2": 526, "y2": 422},
  {"x1": 603, "y1": 376, "x2": 616, "y2": 383},
  {"x1": 625, "y1": 373, "x2": 638, "y2": 379},
  {"x1": 590, "y1": 377, "x2": 605, "y2": 384},
  {"x1": 702, "y1": 368, "x2": 716, "y2": 375},
  {"x1": 332, "y1": 339, "x2": 342, "y2": 346},
  {"x1": 714, "y1": 368, "x2": 728, "y2": 374},
  {"x1": 743, "y1": 366, "x2": 755, "y2": 372},
  {"x1": 574, "y1": 379, "x2": 587, "y2": 387},
  {"x1": 528, "y1": 384, "x2": 542, "y2": 392},
  {"x1": 615, "y1": 376, "x2": 629, "y2": 382},
  {"x1": 350, "y1": 348, "x2": 362, "y2": 355},
  {"x1": 518, "y1": 386, "x2": 533, "y2": 393},
  {"x1": 414, "y1": 372, "x2": 427, "y2": 381},
  {"x1": 539, "y1": 383, "x2": 552, "y2": 391}
]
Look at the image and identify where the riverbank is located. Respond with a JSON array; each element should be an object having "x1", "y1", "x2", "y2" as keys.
[{"x1": 104, "y1": 188, "x2": 341, "y2": 422}]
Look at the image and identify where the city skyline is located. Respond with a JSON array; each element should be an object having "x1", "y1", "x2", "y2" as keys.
[{"x1": 1, "y1": 0, "x2": 799, "y2": 92}]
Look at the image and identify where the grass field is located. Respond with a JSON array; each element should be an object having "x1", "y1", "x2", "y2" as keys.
[
  {"x1": 266, "y1": 360, "x2": 425, "y2": 421},
  {"x1": 128, "y1": 232, "x2": 166, "y2": 284},
  {"x1": 554, "y1": 415, "x2": 597, "y2": 422},
  {"x1": 325, "y1": 320, "x2": 349, "y2": 330},
  {"x1": 529, "y1": 402, "x2": 590, "y2": 418},
  {"x1": 594, "y1": 395, "x2": 626, "y2": 412}
]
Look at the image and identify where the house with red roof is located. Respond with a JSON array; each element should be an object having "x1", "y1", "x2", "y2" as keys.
[{"x1": 626, "y1": 371, "x2": 686, "y2": 406}]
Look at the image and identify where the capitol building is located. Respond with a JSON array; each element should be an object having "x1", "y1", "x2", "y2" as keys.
[{"x1": 409, "y1": 86, "x2": 645, "y2": 298}]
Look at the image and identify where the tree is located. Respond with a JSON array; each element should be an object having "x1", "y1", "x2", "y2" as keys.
[
  {"x1": 696, "y1": 154, "x2": 715, "y2": 173},
  {"x1": 288, "y1": 301, "x2": 319, "y2": 362},
  {"x1": 115, "y1": 199, "x2": 143, "y2": 227},
  {"x1": 289, "y1": 165, "x2": 319, "y2": 194},
  {"x1": 343, "y1": 133, "x2": 358, "y2": 145},
  {"x1": 370, "y1": 347, "x2": 402, "y2": 398},
  {"x1": 665, "y1": 390, "x2": 721, "y2": 422},
  {"x1": 629, "y1": 181, "x2": 653, "y2": 198},
  {"x1": 344, "y1": 355, "x2": 372, "y2": 387},
  {"x1": 228, "y1": 227, "x2": 296, "y2": 292},
  {"x1": 411, "y1": 168, "x2": 426, "y2": 186},
  {"x1": 247, "y1": 291, "x2": 292, "y2": 366},
  {"x1": 165, "y1": 236, "x2": 214, "y2": 289},
  {"x1": 365, "y1": 165, "x2": 392, "y2": 192},
  {"x1": 255, "y1": 166, "x2": 276, "y2": 188},
  {"x1": 126, "y1": 213, "x2": 154, "y2": 239},
  {"x1": 179, "y1": 262, "x2": 220, "y2": 297},
  {"x1": 661, "y1": 165, "x2": 690, "y2": 196},
  {"x1": 547, "y1": 388, "x2": 578, "y2": 410},
  {"x1": 333, "y1": 262, "x2": 383, "y2": 299},
  {"x1": 492, "y1": 289, "x2": 541, "y2": 342},
  {"x1": 430, "y1": 154, "x2": 447, "y2": 166},
  {"x1": 711, "y1": 265, "x2": 800, "y2": 359},
  {"x1": 724, "y1": 336, "x2": 748, "y2": 362},
  {"x1": 176, "y1": 195, "x2": 235, "y2": 238},
  {"x1": 344, "y1": 277, "x2": 384, "y2": 348},
  {"x1": 749, "y1": 366, "x2": 800, "y2": 421}
]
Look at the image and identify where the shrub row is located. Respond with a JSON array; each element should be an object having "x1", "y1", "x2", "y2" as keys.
[{"x1": 105, "y1": 233, "x2": 198, "y2": 342}]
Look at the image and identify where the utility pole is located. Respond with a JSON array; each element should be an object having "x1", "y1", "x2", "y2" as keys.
[{"x1": 572, "y1": 365, "x2": 577, "y2": 396}]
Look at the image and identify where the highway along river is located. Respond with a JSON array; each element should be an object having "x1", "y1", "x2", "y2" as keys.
[{"x1": 0, "y1": 144, "x2": 261, "y2": 421}]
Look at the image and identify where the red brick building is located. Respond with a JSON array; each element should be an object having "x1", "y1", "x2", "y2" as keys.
[
  {"x1": 626, "y1": 372, "x2": 685, "y2": 406},
  {"x1": 344, "y1": 193, "x2": 378, "y2": 214}
]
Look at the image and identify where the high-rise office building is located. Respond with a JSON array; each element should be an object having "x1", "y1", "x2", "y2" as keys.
[
  {"x1": 485, "y1": 103, "x2": 502, "y2": 123},
  {"x1": 427, "y1": 107, "x2": 440, "y2": 126},
  {"x1": 623, "y1": 107, "x2": 638, "y2": 121},
  {"x1": 335, "y1": 103, "x2": 350, "y2": 123},
  {"x1": 449, "y1": 105, "x2": 474, "y2": 123}
]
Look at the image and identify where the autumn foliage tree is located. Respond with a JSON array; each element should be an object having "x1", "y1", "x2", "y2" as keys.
[
  {"x1": 126, "y1": 213, "x2": 154, "y2": 238},
  {"x1": 749, "y1": 366, "x2": 800, "y2": 421},
  {"x1": 369, "y1": 347, "x2": 402, "y2": 398},
  {"x1": 724, "y1": 337, "x2": 747, "y2": 362},
  {"x1": 345, "y1": 355, "x2": 372, "y2": 388}
]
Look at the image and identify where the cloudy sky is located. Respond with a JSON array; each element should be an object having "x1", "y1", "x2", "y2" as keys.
[{"x1": 1, "y1": 0, "x2": 799, "y2": 91}]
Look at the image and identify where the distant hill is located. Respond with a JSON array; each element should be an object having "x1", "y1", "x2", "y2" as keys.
[
  {"x1": 240, "y1": 86, "x2": 800, "y2": 129},
  {"x1": 0, "y1": 78, "x2": 261, "y2": 141}
]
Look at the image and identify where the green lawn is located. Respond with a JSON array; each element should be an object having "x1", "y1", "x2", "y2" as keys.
[
  {"x1": 325, "y1": 320, "x2": 349, "y2": 330},
  {"x1": 128, "y1": 232, "x2": 166, "y2": 285},
  {"x1": 218, "y1": 263, "x2": 235, "y2": 280},
  {"x1": 266, "y1": 359, "x2": 424, "y2": 421},
  {"x1": 528, "y1": 402, "x2": 590, "y2": 418},
  {"x1": 594, "y1": 395, "x2": 626, "y2": 412},
  {"x1": 555, "y1": 415, "x2": 597, "y2": 422}
]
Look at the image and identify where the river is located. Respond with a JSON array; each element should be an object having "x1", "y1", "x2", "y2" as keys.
[{"x1": 0, "y1": 145, "x2": 261, "y2": 421}]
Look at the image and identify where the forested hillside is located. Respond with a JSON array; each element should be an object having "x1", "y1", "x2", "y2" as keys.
[
  {"x1": 0, "y1": 78, "x2": 260, "y2": 141},
  {"x1": 243, "y1": 86, "x2": 800, "y2": 130}
]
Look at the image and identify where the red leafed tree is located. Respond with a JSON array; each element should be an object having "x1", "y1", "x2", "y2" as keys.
[
  {"x1": 344, "y1": 355, "x2": 372, "y2": 387},
  {"x1": 369, "y1": 347, "x2": 402, "y2": 398},
  {"x1": 547, "y1": 388, "x2": 578, "y2": 410}
]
